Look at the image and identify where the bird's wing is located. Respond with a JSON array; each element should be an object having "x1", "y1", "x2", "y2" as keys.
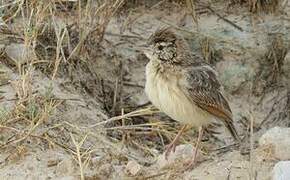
[{"x1": 180, "y1": 63, "x2": 240, "y2": 141}]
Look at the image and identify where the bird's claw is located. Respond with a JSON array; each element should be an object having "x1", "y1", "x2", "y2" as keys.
[{"x1": 164, "y1": 142, "x2": 177, "y2": 160}]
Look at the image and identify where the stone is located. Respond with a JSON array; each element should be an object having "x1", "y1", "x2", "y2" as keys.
[
  {"x1": 125, "y1": 160, "x2": 142, "y2": 176},
  {"x1": 156, "y1": 144, "x2": 203, "y2": 170},
  {"x1": 259, "y1": 127, "x2": 290, "y2": 160},
  {"x1": 273, "y1": 161, "x2": 290, "y2": 180},
  {"x1": 5, "y1": 43, "x2": 36, "y2": 65}
]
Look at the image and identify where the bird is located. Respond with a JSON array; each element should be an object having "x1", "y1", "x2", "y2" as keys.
[{"x1": 142, "y1": 27, "x2": 241, "y2": 169}]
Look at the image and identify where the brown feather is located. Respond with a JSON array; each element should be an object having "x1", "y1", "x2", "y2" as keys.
[
  {"x1": 181, "y1": 63, "x2": 241, "y2": 142},
  {"x1": 146, "y1": 28, "x2": 240, "y2": 142}
]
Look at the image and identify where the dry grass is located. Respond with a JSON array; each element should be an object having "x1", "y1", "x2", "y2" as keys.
[
  {"x1": 70, "y1": 133, "x2": 90, "y2": 180},
  {"x1": 199, "y1": 37, "x2": 223, "y2": 64},
  {"x1": 0, "y1": 1, "x2": 199, "y2": 176},
  {"x1": 186, "y1": 0, "x2": 198, "y2": 26},
  {"x1": 230, "y1": 0, "x2": 283, "y2": 13},
  {"x1": 248, "y1": 0, "x2": 281, "y2": 13},
  {"x1": 1, "y1": 0, "x2": 288, "y2": 178},
  {"x1": 253, "y1": 34, "x2": 288, "y2": 95},
  {"x1": 0, "y1": 0, "x2": 136, "y2": 177}
]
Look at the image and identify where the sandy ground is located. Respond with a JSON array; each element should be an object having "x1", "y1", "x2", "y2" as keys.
[{"x1": 0, "y1": 1, "x2": 290, "y2": 179}]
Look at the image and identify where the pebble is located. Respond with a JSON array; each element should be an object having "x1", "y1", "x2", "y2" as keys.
[
  {"x1": 259, "y1": 127, "x2": 290, "y2": 160},
  {"x1": 125, "y1": 160, "x2": 142, "y2": 176},
  {"x1": 273, "y1": 161, "x2": 290, "y2": 180},
  {"x1": 156, "y1": 144, "x2": 203, "y2": 169},
  {"x1": 5, "y1": 43, "x2": 37, "y2": 65}
]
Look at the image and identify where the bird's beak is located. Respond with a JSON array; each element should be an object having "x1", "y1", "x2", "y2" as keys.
[{"x1": 138, "y1": 44, "x2": 152, "y2": 59}]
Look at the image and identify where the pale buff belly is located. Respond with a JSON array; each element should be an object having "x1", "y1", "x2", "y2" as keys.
[{"x1": 145, "y1": 64, "x2": 212, "y2": 127}]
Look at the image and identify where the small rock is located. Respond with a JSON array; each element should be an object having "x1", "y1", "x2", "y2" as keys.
[
  {"x1": 259, "y1": 127, "x2": 290, "y2": 160},
  {"x1": 5, "y1": 43, "x2": 36, "y2": 65},
  {"x1": 156, "y1": 144, "x2": 203, "y2": 169},
  {"x1": 125, "y1": 160, "x2": 142, "y2": 176},
  {"x1": 273, "y1": 161, "x2": 290, "y2": 180}
]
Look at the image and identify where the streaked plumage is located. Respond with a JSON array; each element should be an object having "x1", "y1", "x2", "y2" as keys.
[
  {"x1": 144, "y1": 28, "x2": 240, "y2": 141},
  {"x1": 143, "y1": 28, "x2": 240, "y2": 169}
]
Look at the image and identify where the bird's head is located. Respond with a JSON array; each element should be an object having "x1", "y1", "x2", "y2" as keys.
[{"x1": 142, "y1": 27, "x2": 190, "y2": 64}]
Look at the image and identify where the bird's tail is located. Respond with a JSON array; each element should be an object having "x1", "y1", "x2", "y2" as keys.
[{"x1": 223, "y1": 120, "x2": 241, "y2": 143}]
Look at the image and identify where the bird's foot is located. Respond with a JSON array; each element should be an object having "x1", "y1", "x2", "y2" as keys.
[
  {"x1": 184, "y1": 158, "x2": 196, "y2": 171},
  {"x1": 164, "y1": 125, "x2": 187, "y2": 160},
  {"x1": 164, "y1": 142, "x2": 177, "y2": 160},
  {"x1": 183, "y1": 147, "x2": 198, "y2": 171}
]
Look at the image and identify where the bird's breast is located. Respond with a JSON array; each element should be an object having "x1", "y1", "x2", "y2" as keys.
[{"x1": 145, "y1": 61, "x2": 212, "y2": 127}]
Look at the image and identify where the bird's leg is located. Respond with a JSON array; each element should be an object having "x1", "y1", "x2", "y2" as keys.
[
  {"x1": 165, "y1": 124, "x2": 187, "y2": 160},
  {"x1": 186, "y1": 126, "x2": 204, "y2": 169}
]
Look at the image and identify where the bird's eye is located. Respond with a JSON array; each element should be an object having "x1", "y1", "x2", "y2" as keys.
[{"x1": 157, "y1": 45, "x2": 163, "y2": 50}]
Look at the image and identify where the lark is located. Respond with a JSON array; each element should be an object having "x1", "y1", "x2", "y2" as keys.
[{"x1": 143, "y1": 28, "x2": 240, "y2": 169}]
